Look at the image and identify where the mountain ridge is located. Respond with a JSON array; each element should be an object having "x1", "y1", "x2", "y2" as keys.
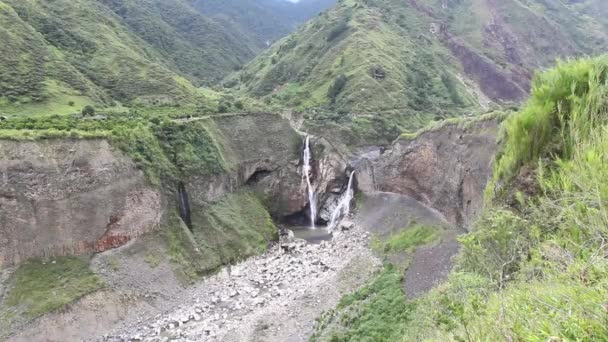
[{"x1": 231, "y1": 0, "x2": 608, "y2": 114}]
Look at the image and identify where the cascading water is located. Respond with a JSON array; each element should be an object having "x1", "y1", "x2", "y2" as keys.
[
  {"x1": 177, "y1": 182, "x2": 192, "y2": 230},
  {"x1": 328, "y1": 171, "x2": 355, "y2": 231},
  {"x1": 303, "y1": 136, "x2": 317, "y2": 228}
]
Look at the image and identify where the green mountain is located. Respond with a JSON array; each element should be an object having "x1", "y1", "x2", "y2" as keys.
[
  {"x1": 0, "y1": 0, "x2": 256, "y2": 116},
  {"x1": 192, "y1": 0, "x2": 336, "y2": 48},
  {"x1": 231, "y1": 0, "x2": 608, "y2": 127}
]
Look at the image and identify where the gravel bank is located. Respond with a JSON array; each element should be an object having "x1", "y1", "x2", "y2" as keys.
[{"x1": 104, "y1": 229, "x2": 381, "y2": 342}]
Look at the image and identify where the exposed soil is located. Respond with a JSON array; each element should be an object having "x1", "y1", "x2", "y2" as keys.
[{"x1": 404, "y1": 231, "x2": 461, "y2": 298}]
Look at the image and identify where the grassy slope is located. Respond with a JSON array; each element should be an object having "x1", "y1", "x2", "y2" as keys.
[
  {"x1": 0, "y1": 257, "x2": 104, "y2": 335},
  {"x1": 231, "y1": 0, "x2": 608, "y2": 146},
  {"x1": 312, "y1": 224, "x2": 443, "y2": 341},
  {"x1": 165, "y1": 191, "x2": 277, "y2": 284},
  {"x1": 232, "y1": 0, "x2": 477, "y2": 113},
  {"x1": 313, "y1": 56, "x2": 608, "y2": 341},
  {"x1": 100, "y1": 0, "x2": 257, "y2": 86},
  {"x1": 0, "y1": 0, "x2": 256, "y2": 116}
]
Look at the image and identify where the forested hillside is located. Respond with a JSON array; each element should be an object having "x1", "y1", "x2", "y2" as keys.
[
  {"x1": 1, "y1": 1, "x2": 608, "y2": 341},
  {"x1": 192, "y1": 0, "x2": 335, "y2": 48},
  {"x1": 231, "y1": 0, "x2": 608, "y2": 136},
  {"x1": 0, "y1": 0, "x2": 296, "y2": 117}
]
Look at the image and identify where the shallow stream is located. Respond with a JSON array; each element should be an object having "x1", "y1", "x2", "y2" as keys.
[{"x1": 287, "y1": 224, "x2": 332, "y2": 244}]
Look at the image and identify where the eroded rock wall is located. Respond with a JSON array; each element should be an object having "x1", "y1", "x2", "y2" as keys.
[
  {"x1": 0, "y1": 114, "x2": 351, "y2": 267},
  {"x1": 357, "y1": 117, "x2": 500, "y2": 228},
  {"x1": 0, "y1": 139, "x2": 162, "y2": 267},
  {"x1": 181, "y1": 113, "x2": 348, "y2": 219}
]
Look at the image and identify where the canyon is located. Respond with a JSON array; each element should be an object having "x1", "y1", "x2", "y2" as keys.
[{"x1": 0, "y1": 112, "x2": 499, "y2": 341}]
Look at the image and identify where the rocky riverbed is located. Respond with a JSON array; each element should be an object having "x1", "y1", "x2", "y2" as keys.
[{"x1": 104, "y1": 227, "x2": 381, "y2": 342}]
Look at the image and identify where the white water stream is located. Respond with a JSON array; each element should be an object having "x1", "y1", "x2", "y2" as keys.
[
  {"x1": 303, "y1": 136, "x2": 317, "y2": 228},
  {"x1": 328, "y1": 171, "x2": 355, "y2": 231}
]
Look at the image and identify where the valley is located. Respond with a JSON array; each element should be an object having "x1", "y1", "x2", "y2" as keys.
[{"x1": 0, "y1": 0, "x2": 607, "y2": 341}]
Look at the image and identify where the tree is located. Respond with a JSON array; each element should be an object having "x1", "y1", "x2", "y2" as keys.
[
  {"x1": 327, "y1": 74, "x2": 348, "y2": 103},
  {"x1": 81, "y1": 105, "x2": 95, "y2": 116},
  {"x1": 327, "y1": 21, "x2": 349, "y2": 41}
]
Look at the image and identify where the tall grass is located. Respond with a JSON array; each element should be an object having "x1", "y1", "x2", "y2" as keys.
[
  {"x1": 494, "y1": 56, "x2": 608, "y2": 183},
  {"x1": 315, "y1": 56, "x2": 608, "y2": 341},
  {"x1": 420, "y1": 55, "x2": 608, "y2": 341}
]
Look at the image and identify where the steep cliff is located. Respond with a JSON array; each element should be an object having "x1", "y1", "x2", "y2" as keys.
[
  {"x1": 0, "y1": 113, "x2": 351, "y2": 268},
  {"x1": 0, "y1": 112, "x2": 354, "y2": 340},
  {"x1": 357, "y1": 114, "x2": 503, "y2": 228},
  {"x1": 0, "y1": 139, "x2": 162, "y2": 267}
]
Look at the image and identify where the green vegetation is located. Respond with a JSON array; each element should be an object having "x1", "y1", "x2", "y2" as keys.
[
  {"x1": 0, "y1": 257, "x2": 104, "y2": 319},
  {"x1": 81, "y1": 105, "x2": 95, "y2": 116},
  {"x1": 0, "y1": 110, "x2": 230, "y2": 185},
  {"x1": 492, "y1": 56, "x2": 608, "y2": 185},
  {"x1": 231, "y1": 0, "x2": 608, "y2": 147},
  {"x1": 191, "y1": 191, "x2": 278, "y2": 264},
  {"x1": 165, "y1": 192, "x2": 278, "y2": 284},
  {"x1": 399, "y1": 110, "x2": 510, "y2": 140},
  {"x1": 144, "y1": 253, "x2": 162, "y2": 269},
  {"x1": 379, "y1": 224, "x2": 440, "y2": 254},
  {"x1": 327, "y1": 74, "x2": 348, "y2": 104},
  {"x1": 315, "y1": 223, "x2": 442, "y2": 340},
  {"x1": 192, "y1": 0, "x2": 334, "y2": 49},
  {"x1": 311, "y1": 265, "x2": 413, "y2": 342},
  {"x1": 315, "y1": 56, "x2": 608, "y2": 341},
  {"x1": 165, "y1": 212, "x2": 209, "y2": 284},
  {"x1": 0, "y1": 0, "x2": 258, "y2": 115}
]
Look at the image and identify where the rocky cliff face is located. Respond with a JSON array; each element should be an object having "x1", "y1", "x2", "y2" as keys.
[
  {"x1": 0, "y1": 139, "x2": 162, "y2": 267},
  {"x1": 0, "y1": 113, "x2": 350, "y2": 268},
  {"x1": 357, "y1": 116, "x2": 501, "y2": 228},
  {"x1": 183, "y1": 114, "x2": 349, "y2": 220}
]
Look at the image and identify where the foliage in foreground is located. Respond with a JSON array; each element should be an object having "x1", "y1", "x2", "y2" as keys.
[
  {"x1": 313, "y1": 56, "x2": 608, "y2": 341},
  {"x1": 409, "y1": 56, "x2": 608, "y2": 341}
]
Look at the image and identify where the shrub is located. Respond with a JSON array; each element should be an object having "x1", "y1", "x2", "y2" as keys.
[
  {"x1": 327, "y1": 74, "x2": 348, "y2": 103},
  {"x1": 81, "y1": 105, "x2": 95, "y2": 116},
  {"x1": 327, "y1": 21, "x2": 349, "y2": 41},
  {"x1": 217, "y1": 103, "x2": 229, "y2": 113},
  {"x1": 458, "y1": 210, "x2": 539, "y2": 288}
]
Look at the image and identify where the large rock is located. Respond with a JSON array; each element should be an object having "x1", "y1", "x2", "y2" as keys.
[
  {"x1": 0, "y1": 139, "x2": 162, "y2": 267},
  {"x1": 357, "y1": 116, "x2": 501, "y2": 228}
]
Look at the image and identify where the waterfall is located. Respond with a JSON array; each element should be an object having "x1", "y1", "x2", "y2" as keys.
[
  {"x1": 328, "y1": 171, "x2": 355, "y2": 231},
  {"x1": 303, "y1": 136, "x2": 317, "y2": 228},
  {"x1": 177, "y1": 182, "x2": 192, "y2": 229}
]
